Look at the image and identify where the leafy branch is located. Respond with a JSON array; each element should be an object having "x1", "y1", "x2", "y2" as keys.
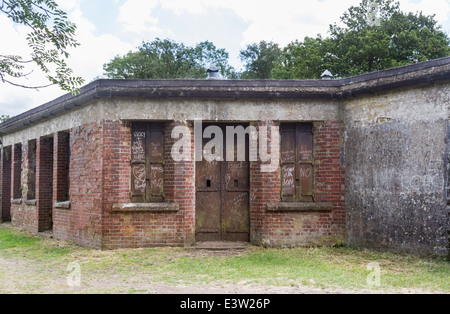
[{"x1": 0, "y1": 0, "x2": 84, "y2": 93}]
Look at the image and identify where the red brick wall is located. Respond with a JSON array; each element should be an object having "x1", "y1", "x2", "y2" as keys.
[
  {"x1": 37, "y1": 137, "x2": 54, "y2": 232},
  {"x1": 7, "y1": 138, "x2": 54, "y2": 233},
  {"x1": 314, "y1": 121, "x2": 346, "y2": 241},
  {"x1": 251, "y1": 121, "x2": 345, "y2": 247},
  {"x1": 164, "y1": 121, "x2": 196, "y2": 246},
  {"x1": 250, "y1": 121, "x2": 282, "y2": 245},
  {"x1": 101, "y1": 120, "x2": 195, "y2": 249},
  {"x1": 11, "y1": 142, "x2": 39, "y2": 233},
  {"x1": 5, "y1": 119, "x2": 344, "y2": 249},
  {"x1": 53, "y1": 125, "x2": 103, "y2": 248}
]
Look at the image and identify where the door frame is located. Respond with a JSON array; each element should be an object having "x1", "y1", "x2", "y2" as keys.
[{"x1": 195, "y1": 123, "x2": 251, "y2": 242}]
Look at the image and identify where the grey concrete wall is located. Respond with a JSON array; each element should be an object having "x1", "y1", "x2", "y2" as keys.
[
  {"x1": 1, "y1": 98, "x2": 339, "y2": 146},
  {"x1": 343, "y1": 83, "x2": 450, "y2": 255}
]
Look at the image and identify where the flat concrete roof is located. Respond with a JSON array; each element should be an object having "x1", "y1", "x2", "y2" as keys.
[{"x1": 0, "y1": 57, "x2": 449, "y2": 136}]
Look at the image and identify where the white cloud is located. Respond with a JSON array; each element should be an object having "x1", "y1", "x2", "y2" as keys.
[
  {"x1": 157, "y1": 0, "x2": 361, "y2": 47},
  {"x1": 400, "y1": 0, "x2": 450, "y2": 25},
  {"x1": 0, "y1": 0, "x2": 134, "y2": 116},
  {"x1": 160, "y1": 0, "x2": 213, "y2": 15},
  {"x1": 223, "y1": 0, "x2": 364, "y2": 46},
  {"x1": 0, "y1": 13, "x2": 63, "y2": 115},
  {"x1": 118, "y1": 0, "x2": 162, "y2": 34},
  {"x1": 56, "y1": 0, "x2": 84, "y2": 11},
  {"x1": 66, "y1": 6, "x2": 134, "y2": 81},
  {"x1": 158, "y1": 0, "x2": 450, "y2": 47},
  {"x1": 1, "y1": 0, "x2": 449, "y2": 117}
]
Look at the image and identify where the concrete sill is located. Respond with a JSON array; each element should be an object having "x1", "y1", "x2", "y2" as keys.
[
  {"x1": 55, "y1": 201, "x2": 71, "y2": 210},
  {"x1": 267, "y1": 202, "x2": 333, "y2": 212},
  {"x1": 112, "y1": 203, "x2": 179, "y2": 213},
  {"x1": 11, "y1": 199, "x2": 22, "y2": 205},
  {"x1": 25, "y1": 199, "x2": 37, "y2": 206}
]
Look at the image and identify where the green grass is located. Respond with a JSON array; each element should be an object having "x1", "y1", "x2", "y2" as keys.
[
  {"x1": 0, "y1": 224, "x2": 448, "y2": 293},
  {"x1": 0, "y1": 226, "x2": 79, "y2": 261},
  {"x1": 0, "y1": 228, "x2": 41, "y2": 249},
  {"x1": 150, "y1": 248, "x2": 449, "y2": 292}
]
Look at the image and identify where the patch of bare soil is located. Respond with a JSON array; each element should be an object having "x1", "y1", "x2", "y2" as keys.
[
  {"x1": 0, "y1": 254, "x2": 428, "y2": 294},
  {"x1": 0, "y1": 254, "x2": 364, "y2": 294},
  {"x1": 0, "y1": 225, "x2": 444, "y2": 294}
]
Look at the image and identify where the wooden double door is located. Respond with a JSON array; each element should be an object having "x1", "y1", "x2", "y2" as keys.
[{"x1": 195, "y1": 124, "x2": 250, "y2": 242}]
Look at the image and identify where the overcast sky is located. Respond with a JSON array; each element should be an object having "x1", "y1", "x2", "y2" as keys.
[{"x1": 1, "y1": 0, "x2": 449, "y2": 117}]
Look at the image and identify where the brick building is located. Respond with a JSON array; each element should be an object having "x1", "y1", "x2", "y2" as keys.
[{"x1": 1, "y1": 57, "x2": 449, "y2": 255}]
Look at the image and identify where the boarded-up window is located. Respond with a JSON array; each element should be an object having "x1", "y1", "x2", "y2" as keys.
[
  {"x1": 280, "y1": 123, "x2": 314, "y2": 202},
  {"x1": 131, "y1": 123, "x2": 165, "y2": 203}
]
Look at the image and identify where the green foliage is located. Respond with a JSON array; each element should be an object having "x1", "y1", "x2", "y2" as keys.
[
  {"x1": 240, "y1": 41, "x2": 282, "y2": 79},
  {"x1": 273, "y1": 0, "x2": 450, "y2": 79},
  {"x1": 103, "y1": 38, "x2": 238, "y2": 79},
  {"x1": 103, "y1": 1, "x2": 449, "y2": 81},
  {"x1": 272, "y1": 36, "x2": 331, "y2": 79},
  {"x1": 0, "y1": 115, "x2": 10, "y2": 123},
  {"x1": 0, "y1": 0, "x2": 84, "y2": 92}
]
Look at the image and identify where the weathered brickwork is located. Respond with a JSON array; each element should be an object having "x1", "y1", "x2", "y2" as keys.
[
  {"x1": 251, "y1": 121, "x2": 345, "y2": 247},
  {"x1": 101, "y1": 120, "x2": 195, "y2": 249},
  {"x1": 250, "y1": 121, "x2": 284, "y2": 246},
  {"x1": 36, "y1": 137, "x2": 54, "y2": 232},
  {"x1": 10, "y1": 142, "x2": 39, "y2": 233},
  {"x1": 163, "y1": 121, "x2": 196, "y2": 247},
  {"x1": 53, "y1": 123, "x2": 103, "y2": 248},
  {"x1": 0, "y1": 58, "x2": 448, "y2": 254},
  {"x1": 314, "y1": 121, "x2": 346, "y2": 241}
]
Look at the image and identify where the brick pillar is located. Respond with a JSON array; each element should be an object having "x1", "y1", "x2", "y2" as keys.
[
  {"x1": 314, "y1": 121, "x2": 346, "y2": 240},
  {"x1": 165, "y1": 121, "x2": 196, "y2": 246},
  {"x1": 37, "y1": 137, "x2": 54, "y2": 232},
  {"x1": 0, "y1": 146, "x2": 12, "y2": 222},
  {"x1": 250, "y1": 121, "x2": 282, "y2": 246},
  {"x1": 10, "y1": 142, "x2": 40, "y2": 233}
]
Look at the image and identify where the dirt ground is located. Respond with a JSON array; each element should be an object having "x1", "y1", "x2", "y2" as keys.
[
  {"x1": 0, "y1": 224, "x2": 445, "y2": 294},
  {"x1": 0, "y1": 254, "x2": 383, "y2": 294}
]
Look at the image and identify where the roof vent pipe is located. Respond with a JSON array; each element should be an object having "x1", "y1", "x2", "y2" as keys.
[
  {"x1": 321, "y1": 70, "x2": 334, "y2": 80},
  {"x1": 207, "y1": 64, "x2": 221, "y2": 79}
]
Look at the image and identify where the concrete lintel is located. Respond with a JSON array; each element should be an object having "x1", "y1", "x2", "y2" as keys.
[
  {"x1": 111, "y1": 202, "x2": 180, "y2": 212},
  {"x1": 266, "y1": 202, "x2": 333, "y2": 212},
  {"x1": 54, "y1": 201, "x2": 71, "y2": 210},
  {"x1": 24, "y1": 199, "x2": 37, "y2": 206},
  {"x1": 11, "y1": 198, "x2": 22, "y2": 205}
]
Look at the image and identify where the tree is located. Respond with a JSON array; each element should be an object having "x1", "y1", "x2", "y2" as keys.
[
  {"x1": 192, "y1": 41, "x2": 238, "y2": 79},
  {"x1": 0, "y1": 115, "x2": 10, "y2": 123},
  {"x1": 103, "y1": 38, "x2": 237, "y2": 79},
  {"x1": 0, "y1": 0, "x2": 84, "y2": 92},
  {"x1": 104, "y1": 39, "x2": 194, "y2": 79},
  {"x1": 328, "y1": 0, "x2": 450, "y2": 77},
  {"x1": 272, "y1": 36, "x2": 332, "y2": 79},
  {"x1": 270, "y1": 0, "x2": 450, "y2": 79},
  {"x1": 240, "y1": 41, "x2": 282, "y2": 79}
]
